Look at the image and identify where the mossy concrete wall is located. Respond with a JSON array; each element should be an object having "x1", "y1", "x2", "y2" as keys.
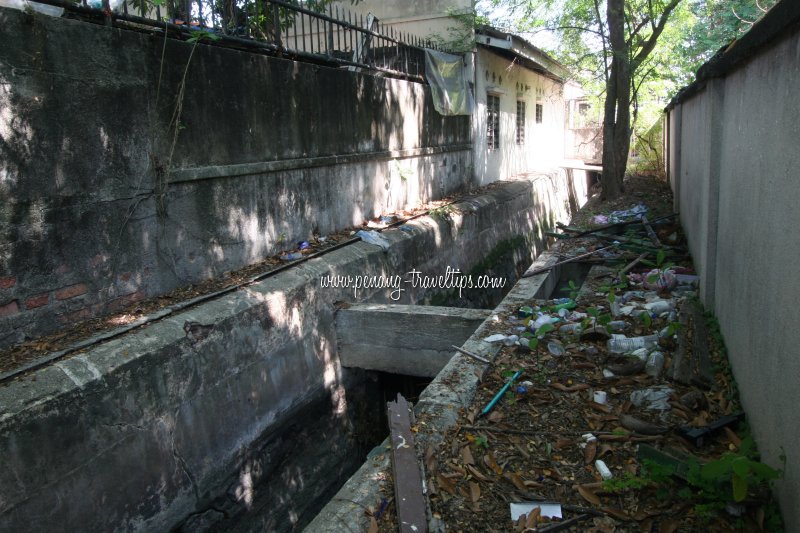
[{"x1": 0, "y1": 7, "x2": 471, "y2": 348}]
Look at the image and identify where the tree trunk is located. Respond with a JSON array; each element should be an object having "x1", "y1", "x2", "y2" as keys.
[{"x1": 601, "y1": 0, "x2": 632, "y2": 201}]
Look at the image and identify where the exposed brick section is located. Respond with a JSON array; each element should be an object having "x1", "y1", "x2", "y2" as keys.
[
  {"x1": 106, "y1": 289, "x2": 145, "y2": 313},
  {"x1": 0, "y1": 300, "x2": 19, "y2": 317},
  {"x1": 58, "y1": 307, "x2": 91, "y2": 325},
  {"x1": 55, "y1": 283, "x2": 88, "y2": 301},
  {"x1": 0, "y1": 276, "x2": 15, "y2": 289},
  {"x1": 25, "y1": 293, "x2": 50, "y2": 309}
]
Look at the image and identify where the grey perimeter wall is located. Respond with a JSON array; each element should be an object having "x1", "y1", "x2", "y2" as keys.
[
  {"x1": 0, "y1": 7, "x2": 471, "y2": 348},
  {"x1": 668, "y1": 28, "x2": 800, "y2": 531}
]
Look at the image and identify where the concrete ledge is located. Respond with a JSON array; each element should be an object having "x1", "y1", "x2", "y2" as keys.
[
  {"x1": 304, "y1": 250, "x2": 559, "y2": 533},
  {"x1": 168, "y1": 145, "x2": 473, "y2": 184},
  {"x1": 336, "y1": 304, "x2": 492, "y2": 377}
]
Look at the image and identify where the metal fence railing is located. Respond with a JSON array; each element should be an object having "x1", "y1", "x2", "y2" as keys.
[{"x1": 30, "y1": 0, "x2": 449, "y2": 80}]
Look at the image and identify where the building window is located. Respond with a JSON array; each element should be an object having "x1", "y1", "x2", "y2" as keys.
[
  {"x1": 535, "y1": 103, "x2": 543, "y2": 124},
  {"x1": 487, "y1": 93, "x2": 500, "y2": 151},
  {"x1": 516, "y1": 101, "x2": 526, "y2": 145}
]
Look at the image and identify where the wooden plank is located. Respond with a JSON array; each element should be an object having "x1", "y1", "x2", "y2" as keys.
[
  {"x1": 641, "y1": 216, "x2": 663, "y2": 248},
  {"x1": 690, "y1": 300, "x2": 715, "y2": 389},
  {"x1": 387, "y1": 394, "x2": 428, "y2": 533},
  {"x1": 670, "y1": 300, "x2": 693, "y2": 384}
]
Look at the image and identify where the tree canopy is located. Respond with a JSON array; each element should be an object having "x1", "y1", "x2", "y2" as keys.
[{"x1": 481, "y1": 0, "x2": 778, "y2": 199}]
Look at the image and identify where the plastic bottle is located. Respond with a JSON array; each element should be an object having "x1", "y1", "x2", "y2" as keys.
[
  {"x1": 645, "y1": 351, "x2": 665, "y2": 377},
  {"x1": 551, "y1": 299, "x2": 576, "y2": 311},
  {"x1": 595, "y1": 460, "x2": 613, "y2": 480},
  {"x1": 559, "y1": 323, "x2": 582, "y2": 334},
  {"x1": 645, "y1": 300, "x2": 674, "y2": 315},
  {"x1": 606, "y1": 335, "x2": 659, "y2": 353},
  {"x1": 607, "y1": 320, "x2": 628, "y2": 332},
  {"x1": 547, "y1": 341, "x2": 565, "y2": 356},
  {"x1": 503, "y1": 335, "x2": 520, "y2": 346},
  {"x1": 531, "y1": 314, "x2": 555, "y2": 331}
]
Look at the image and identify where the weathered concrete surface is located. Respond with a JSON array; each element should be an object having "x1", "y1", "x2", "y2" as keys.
[
  {"x1": 336, "y1": 303, "x2": 492, "y2": 377},
  {"x1": 0, "y1": 175, "x2": 581, "y2": 532},
  {"x1": 0, "y1": 7, "x2": 470, "y2": 348},
  {"x1": 305, "y1": 250, "x2": 560, "y2": 533},
  {"x1": 666, "y1": 12, "x2": 800, "y2": 530}
]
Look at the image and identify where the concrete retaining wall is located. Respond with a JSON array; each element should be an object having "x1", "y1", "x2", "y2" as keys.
[
  {"x1": 0, "y1": 7, "x2": 471, "y2": 348},
  {"x1": 666, "y1": 13, "x2": 800, "y2": 530},
  {"x1": 0, "y1": 174, "x2": 586, "y2": 532}
]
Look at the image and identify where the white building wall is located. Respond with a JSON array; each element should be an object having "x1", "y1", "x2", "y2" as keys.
[
  {"x1": 331, "y1": 0, "x2": 473, "y2": 44},
  {"x1": 472, "y1": 47, "x2": 565, "y2": 185}
]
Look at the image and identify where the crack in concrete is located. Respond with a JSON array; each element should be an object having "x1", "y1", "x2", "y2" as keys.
[{"x1": 170, "y1": 413, "x2": 200, "y2": 505}]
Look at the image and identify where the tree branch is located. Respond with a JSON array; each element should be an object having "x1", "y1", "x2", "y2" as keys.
[
  {"x1": 632, "y1": 0, "x2": 682, "y2": 67},
  {"x1": 593, "y1": 0, "x2": 609, "y2": 83}
]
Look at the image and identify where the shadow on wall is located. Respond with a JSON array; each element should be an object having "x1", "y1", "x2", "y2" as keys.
[{"x1": 0, "y1": 8, "x2": 471, "y2": 349}]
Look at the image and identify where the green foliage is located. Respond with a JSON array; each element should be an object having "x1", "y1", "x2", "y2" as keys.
[
  {"x1": 568, "y1": 279, "x2": 579, "y2": 300},
  {"x1": 688, "y1": 437, "x2": 782, "y2": 503},
  {"x1": 187, "y1": 29, "x2": 220, "y2": 43},
  {"x1": 535, "y1": 322, "x2": 555, "y2": 337},
  {"x1": 604, "y1": 458, "x2": 675, "y2": 493},
  {"x1": 504, "y1": 390, "x2": 517, "y2": 405},
  {"x1": 639, "y1": 310, "x2": 652, "y2": 329},
  {"x1": 602, "y1": 471, "x2": 652, "y2": 493},
  {"x1": 474, "y1": 435, "x2": 490, "y2": 449},
  {"x1": 429, "y1": 204, "x2": 456, "y2": 219},
  {"x1": 430, "y1": 6, "x2": 493, "y2": 53}
]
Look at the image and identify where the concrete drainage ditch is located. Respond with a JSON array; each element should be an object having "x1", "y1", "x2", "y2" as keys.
[
  {"x1": 305, "y1": 248, "x2": 569, "y2": 532},
  {"x1": 0, "y1": 174, "x2": 587, "y2": 532}
]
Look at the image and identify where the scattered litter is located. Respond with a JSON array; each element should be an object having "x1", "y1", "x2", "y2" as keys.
[
  {"x1": 356, "y1": 230, "x2": 391, "y2": 251},
  {"x1": 607, "y1": 334, "x2": 658, "y2": 353},
  {"x1": 594, "y1": 459, "x2": 613, "y2": 480},
  {"x1": 607, "y1": 320, "x2": 628, "y2": 332},
  {"x1": 644, "y1": 298, "x2": 675, "y2": 315},
  {"x1": 547, "y1": 341, "x2": 565, "y2": 356},
  {"x1": 607, "y1": 203, "x2": 648, "y2": 223},
  {"x1": 630, "y1": 386, "x2": 674, "y2": 411},
  {"x1": 641, "y1": 268, "x2": 678, "y2": 291},
  {"x1": 531, "y1": 314, "x2": 558, "y2": 331},
  {"x1": 509, "y1": 502, "x2": 563, "y2": 521},
  {"x1": 593, "y1": 391, "x2": 607, "y2": 405},
  {"x1": 280, "y1": 252, "x2": 303, "y2": 261},
  {"x1": 645, "y1": 351, "x2": 666, "y2": 377},
  {"x1": 517, "y1": 306, "x2": 534, "y2": 318},
  {"x1": 480, "y1": 370, "x2": 522, "y2": 417},
  {"x1": 482, "y1": 334, "x2": 507, "y2": 344},
  {"x1": 559, "y1": 323, "x2": 582, "y2": 335},
  {"x1": 678, "y1": 412, "x2": 745, "y2": 447},
  {"x1": 606, "y1": 357, "x2": 645, "y2": 375},
  {"x1": 581, "y1": 326, "x2": 611, "y2": 342},
  {"x1": 298, "y1": 241, "x2": 310, "y2": 250}
]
